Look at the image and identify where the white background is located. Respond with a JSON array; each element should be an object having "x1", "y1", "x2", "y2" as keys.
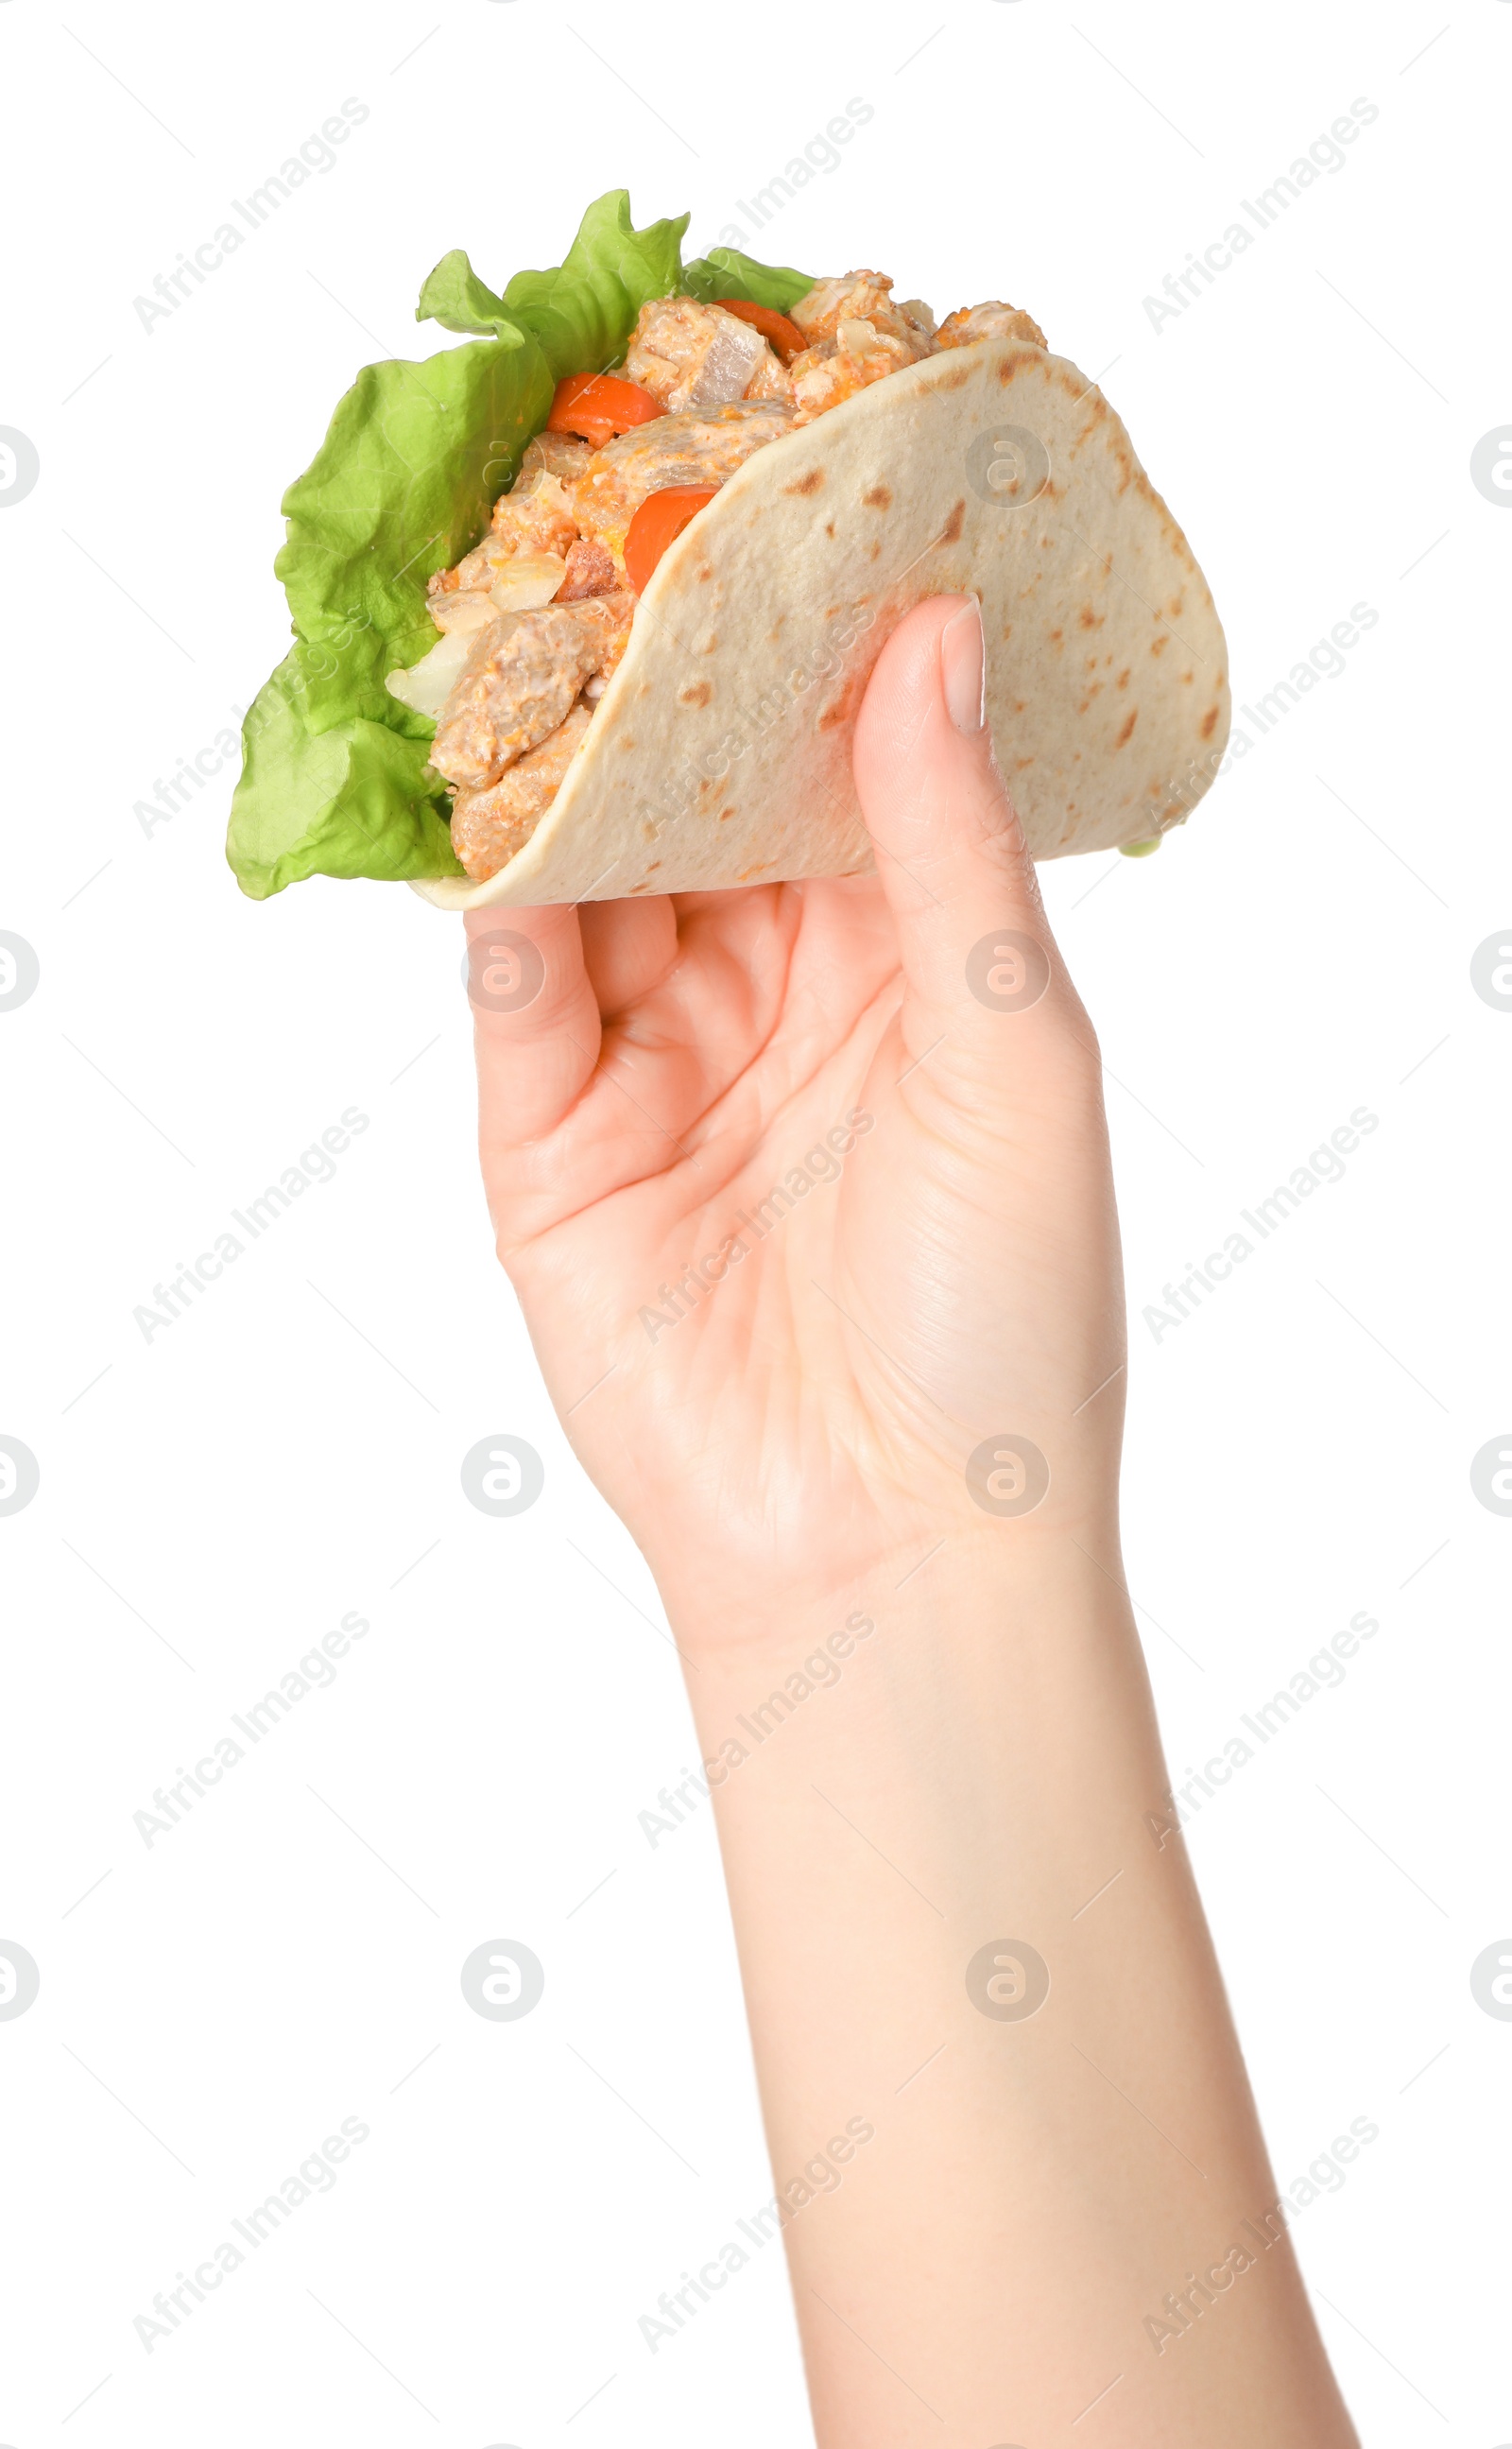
[{"x1": 1, "y1": 1, "x2": 1507, "y2": 2441}]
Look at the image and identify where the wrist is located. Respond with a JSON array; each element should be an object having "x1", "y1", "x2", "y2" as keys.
[{"x1": 650, "y1": 1499, "x2": 1129, "y2": 1670}]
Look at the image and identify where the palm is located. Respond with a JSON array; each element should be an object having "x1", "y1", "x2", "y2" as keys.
[{"x1": 473, "y1": 857, "x2": 1120, "y2": 1613}]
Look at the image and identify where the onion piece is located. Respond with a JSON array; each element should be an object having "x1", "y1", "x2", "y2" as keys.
[
  {"x1": 836, "y1": 317, "x2": 878, "y2": 354},
  {"x1": 385, "y1": 627, "x2": 480, "y2": 719},
  {"x1": 429, "y1": 590, "x2": 501, "y2": 635},
  {"x1": 488, "y1": 553, "x2": 569, "y2": 613}
]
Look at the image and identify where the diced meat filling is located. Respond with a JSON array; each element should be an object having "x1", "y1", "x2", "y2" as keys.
[
  {"x1": 420, "y1": 267, "x2": 1048, "y2": 879},
  {"x1": 489, "y1": 473, "x2": 577, "y2": 559},
  {"x1": 430, "y1": 594, "x2": 633, "y2": 791},
  {"x1": 935, "y1": 300, "x2": 1047, "y2": 351},
  {"x1": 626, "y1": 296, "x2": 785, "y2": 410},
  {"x1": 790, "y1": 271, "x2": 936, "y2": 356},
  {"x1": 784, "y1": 269, "x2": 937, "y2": 424},
  {"x1": 571, "y1": 401, "x2": 797, "y2": 569},
  {"x1": 790, "y1": 330, "x2": 921, "y2": 422},
  {"x1": 556, "y1": 536, "x2": 618, "y2": 600},
  {"x1": 516, "y1": 431, "x2": 594, "y2": 485},
  {"x1": 451, "y1": 701, "x2": 594, "y2": 882}
]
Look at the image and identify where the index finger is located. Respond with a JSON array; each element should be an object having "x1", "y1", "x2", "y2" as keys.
[{"x1": 464, "y1": 901, "x2": 599, "y2": 1152}]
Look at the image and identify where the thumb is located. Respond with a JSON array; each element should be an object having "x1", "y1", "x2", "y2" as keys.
[{"x1": 851, "y1": 595, "x2": 1084, "y2": 1055}]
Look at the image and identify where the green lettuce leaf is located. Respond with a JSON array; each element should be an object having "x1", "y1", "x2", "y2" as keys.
[
  {"x1": 500, "y1": 188, "x2": 692, "y2": 379},
  {"x1": 227, "y1": 192, "x2": 812, "y2": 899},
  {"x1": 680, "y1": 247, "x2": 814, "y2": 312},
  {"x1": 234, "y1": 653, "x2": 461, "y2": 895},
  {"x1": 413, "y1": 249, "x2": 514, "y2": 338}
]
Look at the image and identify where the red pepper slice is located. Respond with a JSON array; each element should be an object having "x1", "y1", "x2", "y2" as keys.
[
  {"x1": 624, "y1": 486, "x2": 718, "y2": 595},
  {"x1": 713, "y1": 298, "x2": 807, "y2": 365},
  {"x1": 546, "y1": 371, "x2": 663, "y2": 450}
]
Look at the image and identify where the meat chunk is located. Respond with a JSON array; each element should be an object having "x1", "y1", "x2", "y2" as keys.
[
  {"x1": 625, "y1": 295, "x2": 783, "y2": 410},
  {"x1": 789, "y1": 271, "x2": 936, "y2": 356},
  {"x1": 789, "y1": 331, "x2": 920, "y2": 423},
  {"x1": 516, "y1": 431, "x2": 595, "y2": 486},
  {"x1": 430, "y1": 594, "x2": 633, "y2": 791},
  {"x1": 450, "y1": 701, "x2": 593, "y2": 882},
  {"x1": 784, "y1": 270, "x2": 936, "y2": 424},
  {"x1": 556, "y1": 536, "x2": 618, "y2": 600},
  {"x1": 489, "y1": 471, "x2": 578, "y2": 556},
  {"x1": 743, "y1": 347, "x2": 797, "y2": 405},
  {"x1": 934, "y1": 301, "x2": 1047, "y2": 352},
  {"x1": 429, "y1": 474, "x2": 578, "y2": 606},
  {"x1": 571, "y1": 401, "x2": 797, "y2": 567}
]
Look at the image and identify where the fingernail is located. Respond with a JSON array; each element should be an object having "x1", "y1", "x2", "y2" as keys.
[{"x1": 941, "y1": 595, "x2": 985, "y2": 734}]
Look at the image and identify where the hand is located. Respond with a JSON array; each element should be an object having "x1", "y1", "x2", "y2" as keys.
[
  {"x1": 466, "y1": 598, "x2": 1359, "y2": 2449},
  {"x1": 467, "y1": 595, "x2": 1124, "y2": 1630}
]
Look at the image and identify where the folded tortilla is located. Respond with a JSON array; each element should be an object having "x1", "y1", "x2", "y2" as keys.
[
  {"x1": 411, "y1": 338, "x2": 1228, "y2": 910},
  {"x1": 225, "y1": 196, "x2": 1228, "y2": 906}
]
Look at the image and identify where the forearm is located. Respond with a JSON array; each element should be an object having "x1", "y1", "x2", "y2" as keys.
[{"x1": 668, "y1": 1533, "x2": 1357, "y2": 2447}]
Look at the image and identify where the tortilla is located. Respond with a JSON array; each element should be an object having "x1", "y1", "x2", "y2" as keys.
[{"x1": 410, "y1": 338, "x2": 1229, "y2": 911}]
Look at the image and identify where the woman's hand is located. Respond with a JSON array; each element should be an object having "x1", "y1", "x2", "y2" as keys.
[
  {"x1": 466, "y1": 597, "x2": 1358, "y2": 2447},
  {"x1": 468, "y1": 595, "x2": 1124, "y2": 1632}
]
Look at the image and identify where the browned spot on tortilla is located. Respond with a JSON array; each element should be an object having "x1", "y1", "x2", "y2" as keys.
[
  {"x1": 996, "y1": 357, "x2": 1021, "y2": 386},
  {"x1": 863, "y1": 484, "x2": 892, "y2": 509},
  {"x1": 783, "y1": 468, "x2": 824, "y2": 496},
  {"x1": 1115, "y1": 710, "x2": 1138, "y2": 749},
  {"x1": 698, "y1": 778, "x2": 715, "y2": 798},
  {"x1": 1049, "y1": 628, "x2": 1063, "y2": 644},
  {"x1": 868, "y1": 540, "x2": 882, "y2": 560},
  {"x1": 1150, "y1": 635, "x2": 1168, "y2": 655},
  {"x1": 719, "y1": 806, "x2": 735, "y2": 821},
  {"x1": 935, "y1": 362, "x2": 971, "y2": 391},
  {"x1": 1014, "y1": 755, "x2": 1036, "y2": 770},
  {"x1": 817, "y1": 669, "x2": 867, "y2": 733},
  {"x1": 1077, "y1": 605, "x2": 1102, "y2": 629},
  {"x1": 1115, "y1": 668, "x2": 1131, "y2": 690},
  {"x1": 696, "y1": 564, "x2": 713, "y2": 583},
  {"x1": 824, "y1": 519, "x2": 835, "y2": 537},
  {"x1": 617, "y1": 736, "x2": 636, "y2": 750},
  {"x1": 1199, "y1": 705, "x2": 1220, "y2": 739},
  {"x1": 680, "y1": 681, "x2": 712, "y2": 707},
  {"x1": 941, "y1": 498, "x2": 966, "y2": 543}
]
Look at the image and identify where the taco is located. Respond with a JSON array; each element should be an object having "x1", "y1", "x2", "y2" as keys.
[{"x1": 226, "y1": 192, "x2": 1228, "y2": 909}]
